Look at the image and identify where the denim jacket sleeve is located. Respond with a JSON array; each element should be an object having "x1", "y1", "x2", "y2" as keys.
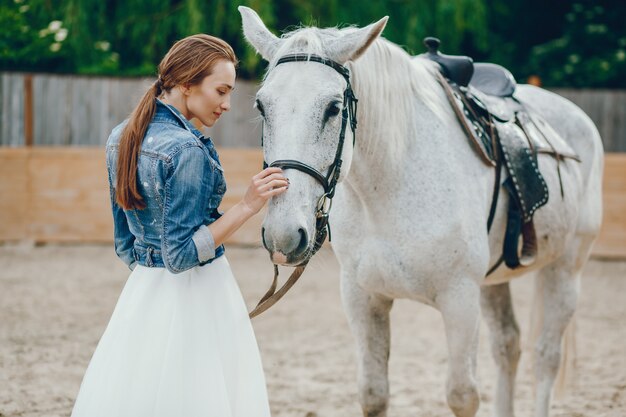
[
  {"x1": 107, "y1": 164, "x2": 137, "y2": 271},
  {"x1": 162, "y1": 145, "x2": 217, "y2": 273}
]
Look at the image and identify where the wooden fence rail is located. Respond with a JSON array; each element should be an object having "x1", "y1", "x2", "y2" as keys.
[
  {"x1": 1, "y1": 72, "x2": 626, "y2": 151},
  {"x1": 0, "y1": 148, "x2": 624, "y2": 258}
]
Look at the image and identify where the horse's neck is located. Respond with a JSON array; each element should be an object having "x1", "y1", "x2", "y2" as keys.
[{"x1": 345, "y1": 54, "x2": 457, "y2": 200}]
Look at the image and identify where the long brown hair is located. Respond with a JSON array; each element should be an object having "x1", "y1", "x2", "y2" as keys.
[{"x1": 116, "y1": 34, "x2": 238, "y2": 210}]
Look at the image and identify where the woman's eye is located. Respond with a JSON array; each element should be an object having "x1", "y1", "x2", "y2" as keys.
[{"x1": 217, "y1": 90, "x2": 226, "y2": 96}]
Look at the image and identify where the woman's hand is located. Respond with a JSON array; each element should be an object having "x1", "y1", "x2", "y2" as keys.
[
  {"x1": 208, "y1": 168, "x2": 288, "y2": 248},
  {"x1": 241, "y1": 167, "x2": 289, "y2": 215}
]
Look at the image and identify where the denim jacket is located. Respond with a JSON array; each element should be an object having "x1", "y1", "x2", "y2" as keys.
[{"x1": 105, "y1": 99, "x2": 226, "y2": 273}]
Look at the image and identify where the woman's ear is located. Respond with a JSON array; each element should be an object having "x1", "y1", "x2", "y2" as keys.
[{"x1": 179, "y1": 84, "x2": 192, "y2": 96}]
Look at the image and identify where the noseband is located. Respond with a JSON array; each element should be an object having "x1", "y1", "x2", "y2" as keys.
[
  {"x1": 249, "y1": 54, "x2": 358, "y2": 319},
  {"x1": 263, "y1": 54, "x2": 358, "y2": 254}
]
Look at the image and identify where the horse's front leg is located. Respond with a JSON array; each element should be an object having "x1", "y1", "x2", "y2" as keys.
[
  {"x1": 438, "y1": 279, "x2": 481, "y2": 417},
  {"x1": 341, "y1": 271, "x2": 393, "y2": 417}
]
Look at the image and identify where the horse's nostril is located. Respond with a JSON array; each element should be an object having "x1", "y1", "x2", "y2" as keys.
[{"x1": 296, "y1": 228, "x2": 308, "y2": 255}]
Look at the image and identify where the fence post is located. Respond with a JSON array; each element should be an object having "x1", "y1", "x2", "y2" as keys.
[{"x1": 24, "y1": 74, "x2": 33, "y2": 147}]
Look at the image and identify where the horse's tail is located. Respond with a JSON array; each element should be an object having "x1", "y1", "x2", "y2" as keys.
[{"x1": 526, "y1": 275, "x2": 578, "y2": 399}]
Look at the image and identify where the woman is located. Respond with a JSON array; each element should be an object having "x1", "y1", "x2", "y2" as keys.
[{"x1": 71, "y1": 34, "x2": 288, "y2": 417}]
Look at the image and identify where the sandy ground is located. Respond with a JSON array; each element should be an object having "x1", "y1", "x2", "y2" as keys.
[{"x1": 0, "y1": 243, "x2": 625, "y2": 417}]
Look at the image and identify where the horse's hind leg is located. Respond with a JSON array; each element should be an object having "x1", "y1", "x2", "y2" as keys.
[
  {"x1": 481, "y1": 283, "x2": 521, "y2": 417},
  {"x1": 439, "y1": 280, "x2": 481, "y2": 417},
  {"x1": 533, "y1": 236, "x2": 592, "y2": 417},
  {"x1": 341, "y1": 275, "x2": 393, "y2": 417}
]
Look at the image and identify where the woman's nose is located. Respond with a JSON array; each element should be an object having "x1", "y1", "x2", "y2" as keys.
[{"x1": 221, "y1": 98, "x2": 231, "y2": 112}]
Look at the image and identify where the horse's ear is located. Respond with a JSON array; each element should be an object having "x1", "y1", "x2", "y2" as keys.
[
  {"x1": 239, "y1": 6, "x2": 281, "y2": 62},
  {"x1": 329, "y1": 16, "x2": 389, "y2": 64}
]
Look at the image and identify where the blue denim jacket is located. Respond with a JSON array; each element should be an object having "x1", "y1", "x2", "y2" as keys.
[{"x1": 105, "y1": 99, "x2": 226, "y2": 273}]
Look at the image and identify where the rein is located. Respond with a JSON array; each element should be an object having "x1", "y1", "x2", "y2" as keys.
[{"x1": 249, "y1": 54, "x2": 358, "y2": 319}]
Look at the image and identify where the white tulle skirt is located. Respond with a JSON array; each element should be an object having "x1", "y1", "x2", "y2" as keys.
[{"x1": 71, "y1": 255, "x2": 271, "y2": 417}]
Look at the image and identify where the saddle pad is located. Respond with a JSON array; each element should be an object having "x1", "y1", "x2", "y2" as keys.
[
  {"x1": 495, "y1": 120, "x2": 549, "y2": 222},
  {"x1": 434, "y1": 72, "x2": 496, "y2": 165},
  {"x1": 453, "y1": 90, "x2": 496, "y2": 164}
]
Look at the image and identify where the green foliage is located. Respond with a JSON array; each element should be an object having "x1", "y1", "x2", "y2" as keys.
[
  {"x1": 0, "y1": 0, "x2": 624, "y2": 87},
  {"x1": 0, "y1": 0, "x2": 71, "y2": 71},
  {"x1": 273, "y1": 0, "x2": 488, "y2": 55},
  {"x1": 526, "y1": 1, "x2": 626, "y2": 88},
  {"x1": 0, "y1": 0, "x2": 488, "y2": 77}
]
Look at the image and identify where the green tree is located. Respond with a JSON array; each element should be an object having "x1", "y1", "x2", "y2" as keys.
[
  {"x1": 0, "y1": 0, "x2": 70, "y2": 71},
  {"x1": 526, "y1": 0, "x2": 626, "y2": 87},
  {"x1": 2, "y1": 0, "x2": 625, "y2": 87}
]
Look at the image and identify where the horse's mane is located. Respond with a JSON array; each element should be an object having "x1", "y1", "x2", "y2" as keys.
[{"x1": 267, "y1": 26, "x2": 454, "y2": 161}]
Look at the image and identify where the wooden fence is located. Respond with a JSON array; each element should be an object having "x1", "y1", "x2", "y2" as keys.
[
  {"x1": 0, "y1": 147, "x2": 265, "y2": 245},
  {"x1": 1, "y1": 72, "x2": 626, "y2": 151},
  {"x1": 0, "y1": 148, "x2": 624, "y2": 258},
  {"x1": 0, "y1": 72, "x2": 262, "y2": 148}
]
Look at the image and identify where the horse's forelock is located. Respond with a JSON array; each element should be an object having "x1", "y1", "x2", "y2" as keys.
[{"x1": 268, "y1": 27, "x2": 352, "y2": 66}]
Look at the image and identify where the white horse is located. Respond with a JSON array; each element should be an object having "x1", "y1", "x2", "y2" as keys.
[{"x1": 239, "y1": 7, "x2": 604, "y2": 417}]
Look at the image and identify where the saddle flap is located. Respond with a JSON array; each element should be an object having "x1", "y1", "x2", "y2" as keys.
[{"x1": 496, "y1": 120, "x2": 549, "y2": 222}]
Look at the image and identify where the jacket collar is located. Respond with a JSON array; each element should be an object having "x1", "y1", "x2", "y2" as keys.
[{"x1": 153, "y1": 98, "x2": 210, "y2": 144}]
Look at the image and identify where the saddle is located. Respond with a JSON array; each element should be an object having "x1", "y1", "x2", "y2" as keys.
[{"x1": 420, "y1": 37, "x2": 580, "y2": 272}]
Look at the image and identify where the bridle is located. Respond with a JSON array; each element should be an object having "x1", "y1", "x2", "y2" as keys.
[
  {"x1": 248, "y1": 53, "x2": 358, "y2": 318},
  {"x1": 263, "y1": 54, "x2": 358, "y2": 256}
]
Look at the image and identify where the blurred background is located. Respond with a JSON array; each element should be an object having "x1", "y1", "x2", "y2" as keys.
[
  {"x1": 1, "y1": 2, "x2": 625, "y2": 417},
  {"x1": 2, "y1": 0, "x2": 625, "y2": 86},
  {"x1": 0, "y1": 0, "x2": 624, "y2": 254}
]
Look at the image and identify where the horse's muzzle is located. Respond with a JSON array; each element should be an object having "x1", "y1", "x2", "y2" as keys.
[{"x1": 262, "y1": 226, "x2": 310, "y2": 266}]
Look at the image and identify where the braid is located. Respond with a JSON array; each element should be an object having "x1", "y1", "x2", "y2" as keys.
[{"x1": 154, "y1": 78, "x2": 163, "y2": 96}]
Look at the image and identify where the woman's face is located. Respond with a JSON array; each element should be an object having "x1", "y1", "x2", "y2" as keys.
[{"x1": 186, "y1": 59, "x2": 236, "y2": 127}]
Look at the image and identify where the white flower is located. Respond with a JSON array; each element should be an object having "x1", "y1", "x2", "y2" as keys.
[
  {"x1": 616, "y1": 50, "x2": 626, "y2": 62},
  {"x1": 19, "y1": 4, "x2": 29, "y2": 12},
  {"x1": 95, "y1": 41, "x2": 111, "y2": 51},
  {"x1": 50, "y1": 43, "x2": 61, "y2": 52},
  {"x1": 48, "y1": 20, "x2": 62, "y2": 32},
  {"x1": 54, "y1": 28, "x2": 68, "y2": 42},
  {"x1": 39, "y1": 28, "x2": 50, "y2": 38}
]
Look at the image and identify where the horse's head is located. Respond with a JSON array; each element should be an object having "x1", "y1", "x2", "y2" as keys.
[{"x1": 239, "y1": 6, "x2": 387, "y2": 266}]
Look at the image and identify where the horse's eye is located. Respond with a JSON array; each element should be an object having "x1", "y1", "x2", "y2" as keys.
[
  {"x1": 326, "y1": 103, "x2": 341, "y2": 118},
  {"x1": 255, "y1": 99, "x2": 265, "y2": 117}
]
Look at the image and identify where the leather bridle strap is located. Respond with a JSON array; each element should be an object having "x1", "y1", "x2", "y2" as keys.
[
  {"x1": 249, "y1": 54, "x2": 357, "y2": 319},
  {"x1": 276, "y1": 54, "x2": 351, "y2": 81},
  {"x1": 263, "y1": 54, "x2": 357, "y2": 200},
  {"x1": 269, "y1": 159, "x2": 329, "y2": 193},
  {"x1": 248, "y1": 264, "x2": 307, "y2": 318}
]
